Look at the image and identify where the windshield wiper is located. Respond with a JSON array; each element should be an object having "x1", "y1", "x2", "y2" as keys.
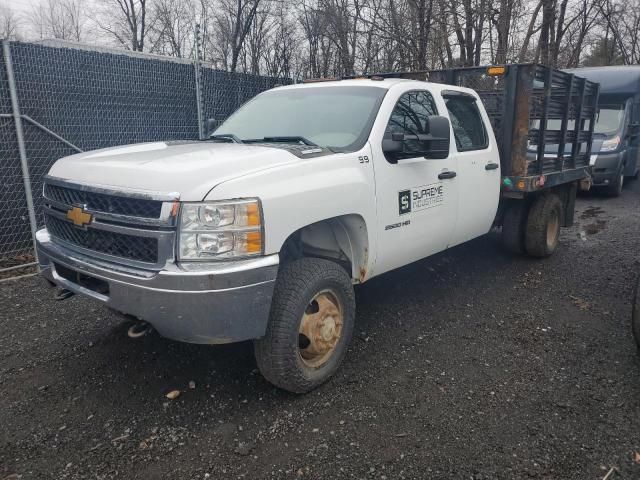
[
  {"x1": 247, "y1": 136, "x2": 319, "y2": 147},
  {"x1": 209, "y1": 134, "x2": 244, "y2": 144}
]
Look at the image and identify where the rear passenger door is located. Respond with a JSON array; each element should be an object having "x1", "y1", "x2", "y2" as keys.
[{"x1": 443, "y1": 91, "x2": 501, "y2": 247}]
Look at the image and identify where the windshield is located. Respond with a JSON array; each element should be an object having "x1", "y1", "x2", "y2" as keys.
[
  {"x1": 594, "y1": 104, "x2": 625, "y2": 136},
  {"x1": 212, "y1": 86, "x2": 387, "y2": 152}
]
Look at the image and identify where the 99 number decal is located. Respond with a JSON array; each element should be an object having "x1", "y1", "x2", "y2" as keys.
[{"x1": 358, "y1": 155, "x2": 370, "y2": 164}]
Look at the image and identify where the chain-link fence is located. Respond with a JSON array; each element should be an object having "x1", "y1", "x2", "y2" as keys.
[{"x1": 0, "y1": 39, "x2": 289, "y2": 280}]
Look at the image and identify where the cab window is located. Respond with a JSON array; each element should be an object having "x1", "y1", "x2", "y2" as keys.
[
  {"x1": 444, "y1": 95, "x2": 488, "y2": 151},
  {"x1": 384, "y1": 91, "x2": 438, "y2": 162}
]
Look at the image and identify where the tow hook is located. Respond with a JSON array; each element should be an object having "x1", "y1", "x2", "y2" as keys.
[
  {"x1": 55, "y1": 289, "x2": 75, "y2": 301},
  {"x1": 127, "y1": 320, "x2": 153, "y2": 339}
]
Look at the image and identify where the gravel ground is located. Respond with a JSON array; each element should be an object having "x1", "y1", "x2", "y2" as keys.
[{"x1": 2, "y1": 182, "x2": 640, "y2": 480}]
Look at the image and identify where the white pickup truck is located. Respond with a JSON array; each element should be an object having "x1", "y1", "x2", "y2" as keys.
[{"x1": 36, "y1": 65, "x2": 599, "y2": 392}]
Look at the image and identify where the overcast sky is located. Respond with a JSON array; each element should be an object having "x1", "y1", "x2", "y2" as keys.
[
  {"x1": 3, "y1": 0, "x2": 35, "y2": 15},
  {"x1": 3, "y1": 0, "x2": 47, "y2": 37},
  {"x1": 2, "y1": 0, "x2": 106, "y2": 44}
]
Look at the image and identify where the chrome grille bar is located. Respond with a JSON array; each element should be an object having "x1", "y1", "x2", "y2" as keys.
[
  {"x1": 42, "y1": 177, "x2": 179, "y2": 269},
  {"x1": 43, "y1": 175, "x2": 180, "y2": 227}
]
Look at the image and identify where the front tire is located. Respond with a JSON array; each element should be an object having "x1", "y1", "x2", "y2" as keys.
[
  {"x1": 525, "y1": 194, "x2": 562, "y2": 258},
  {"x1": 607, "y1": 170, "x2": 624, "y2": 197},
  {"x1": 254, "y1": 258, "x2": 355, "y2": 393}
]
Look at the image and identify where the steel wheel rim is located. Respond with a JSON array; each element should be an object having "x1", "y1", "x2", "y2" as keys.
[
  {"x1": 546, "y1": 209, "x2": 559, "y2": 249},
  {"x1": 298, "y1": 290, "x2": 343, "y2": 369}
]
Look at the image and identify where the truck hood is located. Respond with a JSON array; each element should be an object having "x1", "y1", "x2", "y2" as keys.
[{"x1": 48, "y1": 141, "x2": 300, "y2": 200}]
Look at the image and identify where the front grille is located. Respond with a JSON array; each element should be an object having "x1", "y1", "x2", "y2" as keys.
[
  {"x1": 44, "y1": 183, "x2": 163, "y2": 219},
  {"x1": 45, "y1": 215, "x2": 158, "y2": 263}
]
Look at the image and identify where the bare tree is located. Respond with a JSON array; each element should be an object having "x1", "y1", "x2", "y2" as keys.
[
  {"x1": 298, "y1": 0, "x2": 334, "y2": 77},
  {"x1": 445, "y1": 0, "x2": 489, "y2": 66},
  {"x1": 598, "y1": 0, "x2": 640, "y2": 64},
  {"x1": 516, "y1": 0, "x2": 542, "y2": 61},
  {"x1": 262, "y1": 5, "x2": 299, "y2": 78},
  {"x1": 204, "y1": 0, "x2": 262, "y2": 72},
  {"x1": 0, "y1": 5, "x2": 21, "y2": 40},
  {"x1": 149, "y1": 0, "x2": 196, "y2": 57},
  {"x1": 535, "y1": 0, "x2": 592, "y2": 66},
  {"x1": 30, "y1": 0, "x2": 86, "y2": 42},
  {"x1": 362, "y1": 0, "x2": 437, "y2": 70},
  {"x1": 4, "y1": 0, "x2": 632, "y2": 77},
  {"x1": 243, "y1": 0, "x2": 273, "y2": 74},
  {"x1": 492, "y1": 0, "x2": 517, "y2": 63},
  {"x1": 562, "y1": 0, "x2": 598, "y2": 67},
  {"x1": 98, "y1": 0, "x2": 150, "y2": 52},
  {"x1": 318, "y1": 0, "x2": 365, "y2": 75}
]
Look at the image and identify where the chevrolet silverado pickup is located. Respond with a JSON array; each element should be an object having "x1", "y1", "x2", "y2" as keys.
[{"x1": 36, "y1": 64, "x2": 599, "y2": 393}]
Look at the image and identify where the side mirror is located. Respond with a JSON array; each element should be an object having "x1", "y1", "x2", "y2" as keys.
[
  {"x1": 381, "y1": 132, "x2": 405, "y2": 154},
  {"x1": 423, "y1": 116, "x2": 451, "y2": 159},
  {"x1": 205, "y1": 118, "x2": 218, "y2": 137},
  {"x1": 382, "y1": 116, "x2": 451, "y2": 160}
]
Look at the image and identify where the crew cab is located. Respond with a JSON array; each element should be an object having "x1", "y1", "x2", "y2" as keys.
[{"x1": 36, "y1": 64, "x2": 599, "y2": 393}]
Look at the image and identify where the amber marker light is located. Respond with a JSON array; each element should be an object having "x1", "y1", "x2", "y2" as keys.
[
  {"x1": 245, "y1": 231, "x2": 263, "y2": 254},
  {"x1": 487, "y1": 66, "x2": 507, "y2": 76},
  {"x1": 246, "y1": 202, "x2": 261, "y2": 226}
]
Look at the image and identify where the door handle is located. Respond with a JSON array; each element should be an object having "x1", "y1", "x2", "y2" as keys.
[
  {"x1": 485, "y1": 162, "x2": 499, "y2": 170},
  {"x1": 438, "y1": 171, "x2": 457, "y2": 180}
]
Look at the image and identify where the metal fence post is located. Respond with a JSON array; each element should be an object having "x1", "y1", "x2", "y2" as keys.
[
  {"x1": 194, "y1": 24, "x2": 205, "y2": 140},
  {"x1": 2, "y1": 40, "x2": 39, "y2": 264}
]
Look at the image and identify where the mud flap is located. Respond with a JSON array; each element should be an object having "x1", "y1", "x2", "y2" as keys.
[{"x1": 562, "y1": 181, "x2": 578, "y2": 227}]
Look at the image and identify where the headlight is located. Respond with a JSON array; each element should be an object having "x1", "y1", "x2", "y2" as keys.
[
  {"x1": 599, "y1": 135, "x2": 620, "y2": 152},
  {"x1": 178, "y1": 200, "x2": 263, "y2": 260}
]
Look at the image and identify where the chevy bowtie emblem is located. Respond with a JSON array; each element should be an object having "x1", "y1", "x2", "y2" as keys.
[{"x1": 66, "y1": 206, "x2": 93, "y2": 227}]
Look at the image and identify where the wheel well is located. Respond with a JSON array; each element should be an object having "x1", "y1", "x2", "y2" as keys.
[{"x1": 279, "y1": 215, "x2": 369, "y2": 283}]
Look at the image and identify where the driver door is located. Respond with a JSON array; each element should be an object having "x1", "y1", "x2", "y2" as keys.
[{"x1": 372, "y1": 89, "x2": 458, "y2": 275}]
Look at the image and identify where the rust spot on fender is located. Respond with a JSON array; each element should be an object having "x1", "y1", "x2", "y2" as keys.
[
  {"x1": 359, "y1": 267, "x2": 367, "y2": 282},
  {"x1": 358, "y1": 247, "x2": 369, "y2": 283}
]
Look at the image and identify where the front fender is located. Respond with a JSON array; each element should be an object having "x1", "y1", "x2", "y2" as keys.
[{"x1": 205, "y1": 148, "x2": 378, "y2": 280}]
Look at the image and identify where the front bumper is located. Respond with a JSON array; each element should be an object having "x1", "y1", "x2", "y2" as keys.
[
  {"x1": 590, "y1": 151, "x2": 624, "y2": 186},
  {"x1": 36, "y1": 229, "x2": 279, "y2": 344}
]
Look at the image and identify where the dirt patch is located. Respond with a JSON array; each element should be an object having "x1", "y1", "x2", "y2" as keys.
[
  {"x1": 583, "y1": 219, "x2": 607, "y2": 235},
  {"x1": 580, "y1": 205, "x2": 605, "y2": 219},
  {"x1": 0, "y1": 253, "x2": 37, "y2": 280}
]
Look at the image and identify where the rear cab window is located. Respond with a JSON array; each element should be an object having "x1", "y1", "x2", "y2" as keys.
[{"x1": 443, "y1": 92, "x2": 488, "y2": 152}]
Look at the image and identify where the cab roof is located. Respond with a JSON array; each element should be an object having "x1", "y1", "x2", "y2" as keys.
[
  {"x1": 272, "y1": 77, "x2": 480, "y2": 98},
  {"x1": 274, "y1": 77, "x2": 413, "y2": 91}
]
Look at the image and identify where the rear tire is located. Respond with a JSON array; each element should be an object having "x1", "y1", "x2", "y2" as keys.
[
  {"x1": 525, "y1": 194, "x2": 562, "y2": 258},
  {"x1": 501, "y1": 202, "x2": 528, "y2": 255},
  {"x1": 254, "y1": 258, "x2": 355, "y2": 393}
]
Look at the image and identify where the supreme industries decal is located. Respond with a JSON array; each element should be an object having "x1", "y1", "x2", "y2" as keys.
[{"x1": 398, "y1": 182, "x2": 444, "y2": 215}]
